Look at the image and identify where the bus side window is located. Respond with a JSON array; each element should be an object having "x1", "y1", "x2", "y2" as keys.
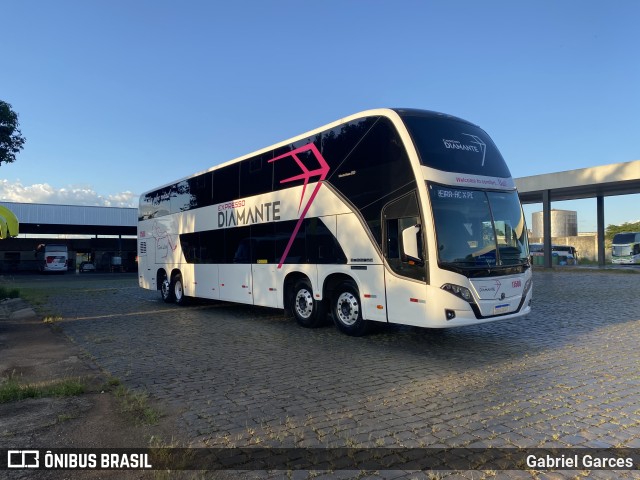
[
  {"x1": 383, "y1": 192, "x2": 426, "y2": 282},
  {"x1": 384, "y1": 216, "x2": 424, "y2": 281}
]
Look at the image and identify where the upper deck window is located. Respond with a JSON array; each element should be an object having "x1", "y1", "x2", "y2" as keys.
[{"x1": 399, "y1": 112, "x2": 512, "y2": 178}]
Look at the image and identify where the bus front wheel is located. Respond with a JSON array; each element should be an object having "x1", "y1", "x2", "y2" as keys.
[
  {"x1": 292, "y1": 280, "x2": 325, "y2": 328},
  {"x1": 332, "y1": 282, "x2": 368, "y2": 336}
]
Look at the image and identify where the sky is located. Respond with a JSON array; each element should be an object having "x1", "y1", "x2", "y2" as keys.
[{"x1": 1, "y1": 0, "x2": 639, "y2": 232}]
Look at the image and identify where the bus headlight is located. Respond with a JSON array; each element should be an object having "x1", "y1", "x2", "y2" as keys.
[{"x1": 441, "y1": 283, "x2": 475, "y2": 304}]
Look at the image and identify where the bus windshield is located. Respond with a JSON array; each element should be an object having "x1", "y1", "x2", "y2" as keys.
[
  {"x1": 612, "y1": 233, "x2": 640, "y2": 244},
  {"x1": 429, "y1": 184, "x2": 529, "y2": 270}
]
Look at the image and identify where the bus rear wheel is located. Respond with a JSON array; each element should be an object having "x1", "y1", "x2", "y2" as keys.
[
  {"x1": 160, "y1": 273, "x2": 174, "y2": 303},
  {"x1": 292, "y1": 280, "x2": 325, "y2": 328},
  {"x1": 171, "y1": 273, "x2": 187, "y2": 306},
  {"x1": 332, "y1": 282, "x2": 368, "y2": 336}
]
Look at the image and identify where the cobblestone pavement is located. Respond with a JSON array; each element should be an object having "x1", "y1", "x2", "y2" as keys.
[{"x1": 16, "y1": 269, "x2": 640, "y2": 479}]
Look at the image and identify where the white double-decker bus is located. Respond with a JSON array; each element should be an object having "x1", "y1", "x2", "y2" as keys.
[
  {"x1": 611, "y1": 232, "x2": 640, "y2": 264},
  {"x1": 138, "y1": 108, "x2": 532, "y2": 335}
]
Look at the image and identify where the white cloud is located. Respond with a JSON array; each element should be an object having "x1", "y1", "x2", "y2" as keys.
[{"x1": 0, "y1": 180, "x2": 138, "y2": 208}]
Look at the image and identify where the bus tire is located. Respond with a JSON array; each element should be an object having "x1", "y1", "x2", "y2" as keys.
[
  {"x1": 172, "y1": 272, "x2": 187, "y2": 306},
  {"x1": 332, "y1": 282, "x2": 368, "y2": 336},
  {"x1": 292, "y1": 279, "x2": 325, "y2": 328},
  {"x1": 160, "y1": 272, "x2": 175, "y2": 303}
]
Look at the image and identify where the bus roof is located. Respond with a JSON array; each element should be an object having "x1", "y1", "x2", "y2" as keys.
[{"x1": 140, "y1": 108, "x2": 477, "y2": 196}]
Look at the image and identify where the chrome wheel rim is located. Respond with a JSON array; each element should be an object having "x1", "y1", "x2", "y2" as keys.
[
  {"x1": 295, "y1": 288, "x2": 314, "y2": 319},
  {"x1": 336, "y1": 292, "x2": 359, "y2": 326},
  {"x1": 161, "y1": 277, "x2": 171, "y2": 299}
]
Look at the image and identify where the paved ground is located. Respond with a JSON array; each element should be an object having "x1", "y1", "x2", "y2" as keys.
[{"x1": 4, "y1": 268, "x2": 640, "y2": 479}]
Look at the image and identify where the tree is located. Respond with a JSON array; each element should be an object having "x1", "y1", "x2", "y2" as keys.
[
  {"x1": 0, "y1": 100, "x2": 27, "y2": 166},
  {"x1": 605, "y1": 221, "x2": 640, "y2": 241}
]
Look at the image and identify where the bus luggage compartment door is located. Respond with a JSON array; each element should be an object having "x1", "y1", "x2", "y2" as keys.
[
  {"x1": 251, "y1": 264, "x2": 279, "y2": 308},
  {"x1": 218, "y1": 264, "x2": 253, "y2": 304}
]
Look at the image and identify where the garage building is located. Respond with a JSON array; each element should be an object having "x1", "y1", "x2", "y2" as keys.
[{"x1": 0, "y1": 201, "x2": 137, "y2": 273}]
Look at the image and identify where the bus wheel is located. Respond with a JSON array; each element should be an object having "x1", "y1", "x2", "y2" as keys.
[
  {"x1": 292, "y1": 280, "x2": 325, "y2": 328},
  {"x1": 172, "y1": 273, "x2": 187, "y2": 306},
  {"x1": 332, "y1": 282, "x2": 368, "y2": 336},
  {"x1": 160, "y1": 273, "x2": 175, "y2": 303}
]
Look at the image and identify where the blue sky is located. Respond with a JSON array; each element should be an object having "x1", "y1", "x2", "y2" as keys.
[{"x1": 1, "y1": 0, "x2": 638, "y2": 231}]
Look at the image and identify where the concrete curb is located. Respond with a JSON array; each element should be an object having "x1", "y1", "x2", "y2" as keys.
[{"x1": 0, "y1": 297, "x2": 37, "y2": 320}]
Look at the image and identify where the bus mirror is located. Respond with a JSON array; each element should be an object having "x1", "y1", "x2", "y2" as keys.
[{"x1": 402, "y1": 224, "x2": 423, "y2": 264}]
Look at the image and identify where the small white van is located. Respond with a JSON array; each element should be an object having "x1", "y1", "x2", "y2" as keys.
[{"x1": 35, "y1": 244, "x2": 68, "y2": 273}]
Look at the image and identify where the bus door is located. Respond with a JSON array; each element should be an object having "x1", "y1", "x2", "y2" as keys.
[{"x1": 382, "y1": 194, "x2": 429, "y2": 326}]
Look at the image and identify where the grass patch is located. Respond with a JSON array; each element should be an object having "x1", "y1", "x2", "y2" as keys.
[
  {"x1": 43, "y1": 315, "x2": 63, "y2": 324},
  {"x1": 13, "y1": 288, "x2": 50, "y2": 314},
  {"x1": 0, "y1": 376, "x2": 86, "y2": 403},
  {"x1": 0, "y1": 286, "x2": 20, "y2": 299},
  {"x1": 114, "y1": 385, "x2": 160, "y2": 425},
  {"x1": 148, "y1": 435, "x2": 196, "y2": 474},
  {"x1": 42, "y1": 314, "x2": 64, "y2": 333},
  {"x1": 101, "y1": 376, "x2": 121, "y2": 391}
]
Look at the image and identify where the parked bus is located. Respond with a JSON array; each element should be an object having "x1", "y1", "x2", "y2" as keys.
[
  {"x1": 611, "y1": 232, "x2": 640, "y2": 264},
  {"x1": 530, "y1": 244, "x2": 578, "y2": 265},
  {"x1": 552, "y1": 245, "x2": 578, "y2": 265},
  {"x1": 35, "y1": 244, "x2": 68, "y2": 273},
  {"x1": 138, "y1": 108, "x2": 532, "y2": 335}
]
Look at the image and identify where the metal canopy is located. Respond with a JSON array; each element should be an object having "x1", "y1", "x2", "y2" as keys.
[
  {"x1": 516, "y1": 160, "x2": 640, "y2": 203},
  {"x1": 0, "y1": 201, "x2": 137, "y2": 236}
]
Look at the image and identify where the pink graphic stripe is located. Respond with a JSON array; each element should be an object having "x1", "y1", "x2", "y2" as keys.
[{"x1": 269, "y1": 143, "x2": 330, "y2": 269}]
